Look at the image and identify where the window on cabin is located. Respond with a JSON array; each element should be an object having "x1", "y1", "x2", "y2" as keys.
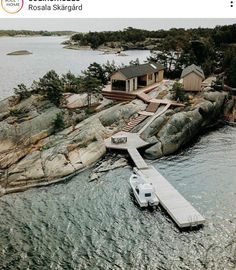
[
  {"x1": 145, "y1": 193, "x2": 151, "y2": 197},
  {"x1": 112, "y1": 80, "x2": 126, "y2": 91},
  {"x1": 148, "y1": 74, "x2": 153, "y2": 80}
]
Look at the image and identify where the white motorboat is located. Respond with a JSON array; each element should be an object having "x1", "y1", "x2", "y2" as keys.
[{"x1": 129, "y1": 173, "x2": 159, "y2": 208}]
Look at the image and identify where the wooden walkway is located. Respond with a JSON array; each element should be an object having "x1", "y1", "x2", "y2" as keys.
[
  {"x1": 136, "y1": 92, "x2": 151, "y2": 103},
  {"x1": 150, "y1": 98, "x2": 185, "y2": 107},
  {"x1": 146, "y1": 102, "x2": 161, "y2": 113},
  {"x1": 138, "y1": 103, "x2": 171, "y2": 135},
  {"x1": 134, "y1": 166, "x2": 205, "y2": 228},
  {"x1": 127, "y1": 148, "x2": 148, "y2": 169}
]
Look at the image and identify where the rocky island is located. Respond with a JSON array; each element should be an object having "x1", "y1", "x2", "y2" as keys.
[
  {"x1": 62, "y1": 27, "x2": 163, "y2": 53},
  {"x1": 7, "y1": 50, "x2": 32, "y2": 56},
  {"x1": 0, "y1": 66, "x2": 234, "y2": 197}
]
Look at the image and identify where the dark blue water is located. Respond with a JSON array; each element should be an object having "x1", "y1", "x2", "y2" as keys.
[{"x1": 0, "y1": 126, "x2": 236, "y2": 269}]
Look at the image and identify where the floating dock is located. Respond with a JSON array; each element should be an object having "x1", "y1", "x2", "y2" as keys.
[
  {"x1": 105, "y1": 132, "x2": 205, "y2": 228},
  {"x1": 134, "y1": 166, "x2": 205, "y2": 228},
  {"x1": 127, "y1": 148, "x2": 148, "y2": 169}
]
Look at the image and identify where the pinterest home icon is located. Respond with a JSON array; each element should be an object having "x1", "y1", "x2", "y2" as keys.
[{"x1": 1, "y1": 0, "x2": 24, "y2": 13}]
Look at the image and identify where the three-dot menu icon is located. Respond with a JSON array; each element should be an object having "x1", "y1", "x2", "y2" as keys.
[{"x1": 231, "y1": 1, "x2": 234, "y2": 7}]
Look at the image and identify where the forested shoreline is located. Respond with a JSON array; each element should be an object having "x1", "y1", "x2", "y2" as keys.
[
  {"x1": 70, "y1": 25, "x2": 236, "y2": 49},
  {"x1": 67, "y1": 25, "x2": 236, "y2": 86}
]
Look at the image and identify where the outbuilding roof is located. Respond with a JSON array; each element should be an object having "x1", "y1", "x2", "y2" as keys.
[
  {"x1": 114, "y1": 62, "x2": 164, "y2": 79},
  {"x1": 181, "y1": 64, "x2": 205, "y2": 79}
]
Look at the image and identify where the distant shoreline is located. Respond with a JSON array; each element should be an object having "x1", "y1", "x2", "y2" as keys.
[
  {"x1": 0, "y1": 30, "x2": 75, "y2": 38},
  {"x1": 63, "y1": 44, "x2": 123, "y2": 54},
  {"x1": 0, "y1": 35, "x2": 70, "y2": 38}
]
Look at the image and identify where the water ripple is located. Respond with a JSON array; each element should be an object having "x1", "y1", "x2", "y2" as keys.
[{"x1": 0, "y1": 126, "x2": 236, "y2": 269}]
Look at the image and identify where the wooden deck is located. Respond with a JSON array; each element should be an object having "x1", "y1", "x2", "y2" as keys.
[
  {"x1": 102, "y1": 90, "x2": 136, "y2": 101},
  {"x1": 134, "y1": 166, "x2": 205, "y2": 228},
  {"x1": 104, "y1": 132, "x2": 150, "y2": 150},
  {"x1": 102, "y1": 82, "x2": 160, "y2": 102},
  {"x1": 102, "y1": 83, "x2": 185, "y2": 110}
]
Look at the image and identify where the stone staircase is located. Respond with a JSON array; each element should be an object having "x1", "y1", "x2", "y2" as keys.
[{"x1": 122, "y1": 115, "x2": 148, "y2": 132}]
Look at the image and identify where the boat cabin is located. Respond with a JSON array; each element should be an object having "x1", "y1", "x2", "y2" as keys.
[{"x1": 135, "y1": 183, "x2": 155, "y2": 200}]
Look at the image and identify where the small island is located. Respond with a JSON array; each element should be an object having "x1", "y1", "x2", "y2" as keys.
[{"x1": 7, "y1": 50, "x2": 33, "y2": 56}]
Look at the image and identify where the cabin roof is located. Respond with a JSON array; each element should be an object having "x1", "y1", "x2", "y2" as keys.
[
  {"x1": 181, "y1": 64, "x2": 205, "y2": 79},
  {"x1": 113, "y1": 62, "x2": 164, "y2": 80}
]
